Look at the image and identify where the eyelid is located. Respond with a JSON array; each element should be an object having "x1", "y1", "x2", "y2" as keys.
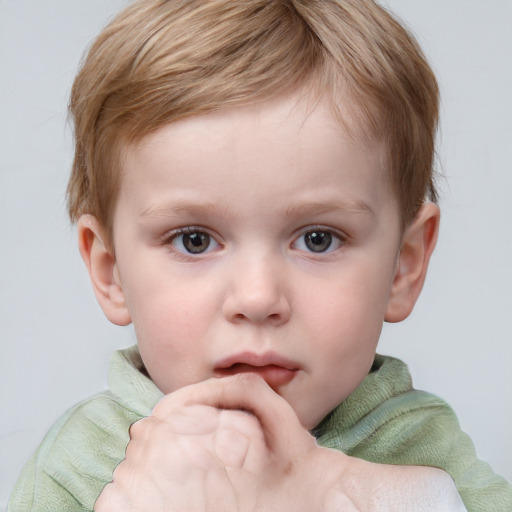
[
  {"x1": 161, "y1": 225, "x2": 217, "y2": 242},
  {"x1": 291, "y1": 225, "x2": 348, "y2": 253},
  {"x1": 294, "y1": 224, "x2": 348, "y2": 240},
  {"x1": 162, "y1": 226, "x2": 222, "y2": 256}
]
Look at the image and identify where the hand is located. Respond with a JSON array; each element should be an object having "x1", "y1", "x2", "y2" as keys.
[
  {"x1": 94, "y1": 373, "x2": 317, "y2": 512},
  {"x1": 95, "y1": 373, "x2": 467, "y2": 512},
  {"x1": 289, "y1": 448, "x2": 468, "y2": 512}
]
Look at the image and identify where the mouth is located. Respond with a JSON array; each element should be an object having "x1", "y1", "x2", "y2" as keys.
[{"x1": 214, "y1": 352, "x2": 299, "y2": 390}]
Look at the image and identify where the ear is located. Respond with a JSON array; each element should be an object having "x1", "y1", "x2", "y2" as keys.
[
  {"x1": 77, "y1": 215, "x2": 132, "y2": 326},
  {"x1": 385, "y1": 203, "x2": 440, "y2": 323}
]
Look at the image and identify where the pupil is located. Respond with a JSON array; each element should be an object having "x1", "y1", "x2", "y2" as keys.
[
  {"x1": 184, "y1": 232, "x2": 209, "y2": 253},
  {"x1": 306, "y1": 231, "x2": 332, "y2": 252}
]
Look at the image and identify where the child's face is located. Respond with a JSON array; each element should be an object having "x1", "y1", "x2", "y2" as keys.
[{"x1": 111, "y1": 92, "x2": 403, "y2": 429}]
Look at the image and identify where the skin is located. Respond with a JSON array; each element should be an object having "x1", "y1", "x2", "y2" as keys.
[{"x1": 78, "y1": 92, "x2": 464, "y2": 510}]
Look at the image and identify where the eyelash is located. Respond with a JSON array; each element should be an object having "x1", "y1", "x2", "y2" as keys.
[
  {"x1": 162, "y1": 225, "x2": 347, "y2": 257},
  {"x1": 292, "y1": 226, "x2": 347, "y2": 255},
  {"x1": 163, "y1": 227, "x2": 221, "y2": 257}
]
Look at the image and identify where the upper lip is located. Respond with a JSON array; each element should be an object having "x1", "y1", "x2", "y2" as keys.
[{"x1": 214, "y1": 351, "x2": 300, "y2": 371}]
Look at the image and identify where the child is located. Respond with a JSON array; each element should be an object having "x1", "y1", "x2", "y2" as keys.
[{"x1": 8, "y1": 0, "x2": 512, "y2": 510}]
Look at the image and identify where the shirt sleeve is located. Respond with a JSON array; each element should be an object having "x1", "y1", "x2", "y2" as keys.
[
  {"x1": 8, "y1": 450, "x2": 85, "y2": 512},
  {"x1": 347, "y1": 391, "x2": 512, "y2": 512},
  {"x1": 8, "y1": 393, "x2": 140, "y2": 512}
]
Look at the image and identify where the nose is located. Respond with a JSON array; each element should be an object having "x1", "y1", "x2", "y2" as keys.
[{"x1": 222, "y1": 253, "x2": 291, "y2": 326}]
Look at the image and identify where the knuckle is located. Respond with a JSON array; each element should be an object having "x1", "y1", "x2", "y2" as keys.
[
  {"x1": 128, "y1": 415, "x2": 161, "y2": 441},
  {"x1": 152, "y1": 385, "x2": 192, "y2": 417},
  {"x1": 151, "y1": 397, "x2": 170, "y2": 418},
  {"x1": 128, "y1": 417, "x2": 146, "y2": 439},
  {"x1": 111, "y1": 459, "x2": 128, "y2": 483}
]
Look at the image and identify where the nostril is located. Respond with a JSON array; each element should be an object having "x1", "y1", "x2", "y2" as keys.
[
  {"x1": 223, "y1": 287, "x2": 291, "y2": 325},
  {"x1": 231, "y1": 311, "x2": 284, "y2": 324}
]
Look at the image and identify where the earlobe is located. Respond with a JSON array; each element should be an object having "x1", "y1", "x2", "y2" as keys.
[
  {"x1": 77, "y1": 215, "x2": 132, "y2": 326},
  {"x1": 385, "y1": 203, "x2": 440, "y2": 323}
]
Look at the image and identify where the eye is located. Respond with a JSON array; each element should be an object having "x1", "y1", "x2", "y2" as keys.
[
  {"x1": 170, "y1": 229, "x2": 219, "y2": 255},
  {"x1": 294, "y1": 229, "x2": 344, "y2": 254}
]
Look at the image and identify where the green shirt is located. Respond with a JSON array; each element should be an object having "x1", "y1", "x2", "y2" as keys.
[{"x1": 8, "y1": 347, "x2": 512, "y2": 511}]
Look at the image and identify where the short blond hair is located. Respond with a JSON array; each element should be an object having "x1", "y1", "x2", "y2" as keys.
[{"x1": 67, "y1": 0, "x2": 439, "y2": 245}]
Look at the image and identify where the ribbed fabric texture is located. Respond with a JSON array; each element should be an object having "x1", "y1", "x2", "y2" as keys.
[{"x1": 9, "y1": 348, "x2": 512, "y2": 511}]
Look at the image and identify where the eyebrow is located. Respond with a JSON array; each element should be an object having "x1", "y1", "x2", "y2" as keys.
[
  {"x1": 280, "y1": 199, "x2": 375, "y2": 219},
  {"x1": 139, "y1": 200, "x2": 234, "y2": 219},
  {"x1": 139, "y1": 197, "x2": 374, "y2": 220}
]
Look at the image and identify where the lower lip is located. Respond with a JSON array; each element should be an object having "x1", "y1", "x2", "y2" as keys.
[{"x1": 216, "y1": 364, "x2": 297, "y2": 389}]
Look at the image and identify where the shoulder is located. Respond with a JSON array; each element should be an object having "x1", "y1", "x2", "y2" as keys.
[
  {"x1": 315, "y1": 354, "x2": 512, "y2": 512},
  {"x1": 9, "y1": 346, "x2": 163, "y2": 512},
  {"x1": 8, "y1": 391, "x2": 139, "y2": 512},
  {"x1": 315, "y1": 354, "x2": 452, "y2": 453},
  {"x1": 41, "y1": 390, "x2": 141, "y2": 475}
]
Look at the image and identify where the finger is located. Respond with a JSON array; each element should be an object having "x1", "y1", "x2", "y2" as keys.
[
  {"x1": 127, "y1": 417, "x2": 219, "y2": 476},
  {"x1": 161, "y1": 405, "x2": 220, "y2": 436},
  {"x1": 213, "y1": 427, "x2": 250, "y2": 468},
  {"x1": 128, "y1": 405, "x2": 264, "y2": 472},
  {"x1": 213, "y1": 408, "x2": 268, "y2": 471},
  {"x1": 153, "y1": 374, "x2": 316, "y2": 461}
]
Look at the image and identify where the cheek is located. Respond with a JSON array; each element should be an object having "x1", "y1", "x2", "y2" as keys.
[
  {"x1": 133, "y1": 298, "x2": 211, "y2": 394},
  {"x1": 132, "y1": 290, "x2": 212, "y2": 349},
  {"x1": 297, "y1": 260, "x2": 392, "y2": 406},
  {"x1": 122, "y1": 274, "x2": 220, "y2": 384},
  {"x1": 125, "y1": 261, "x2": 218, "y2": 332},
  {"x1": 306, "y1": 267, "x2": 391, "y2": 338}
]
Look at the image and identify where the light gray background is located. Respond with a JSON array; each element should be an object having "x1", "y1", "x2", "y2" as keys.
[{"x1": 1, "y1": 0, "x2": 511, "y2": 508}]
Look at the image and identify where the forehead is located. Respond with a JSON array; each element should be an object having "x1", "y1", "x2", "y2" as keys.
[{"x1": 117, "y1": 92, "x2": 393, "y2": 221}]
